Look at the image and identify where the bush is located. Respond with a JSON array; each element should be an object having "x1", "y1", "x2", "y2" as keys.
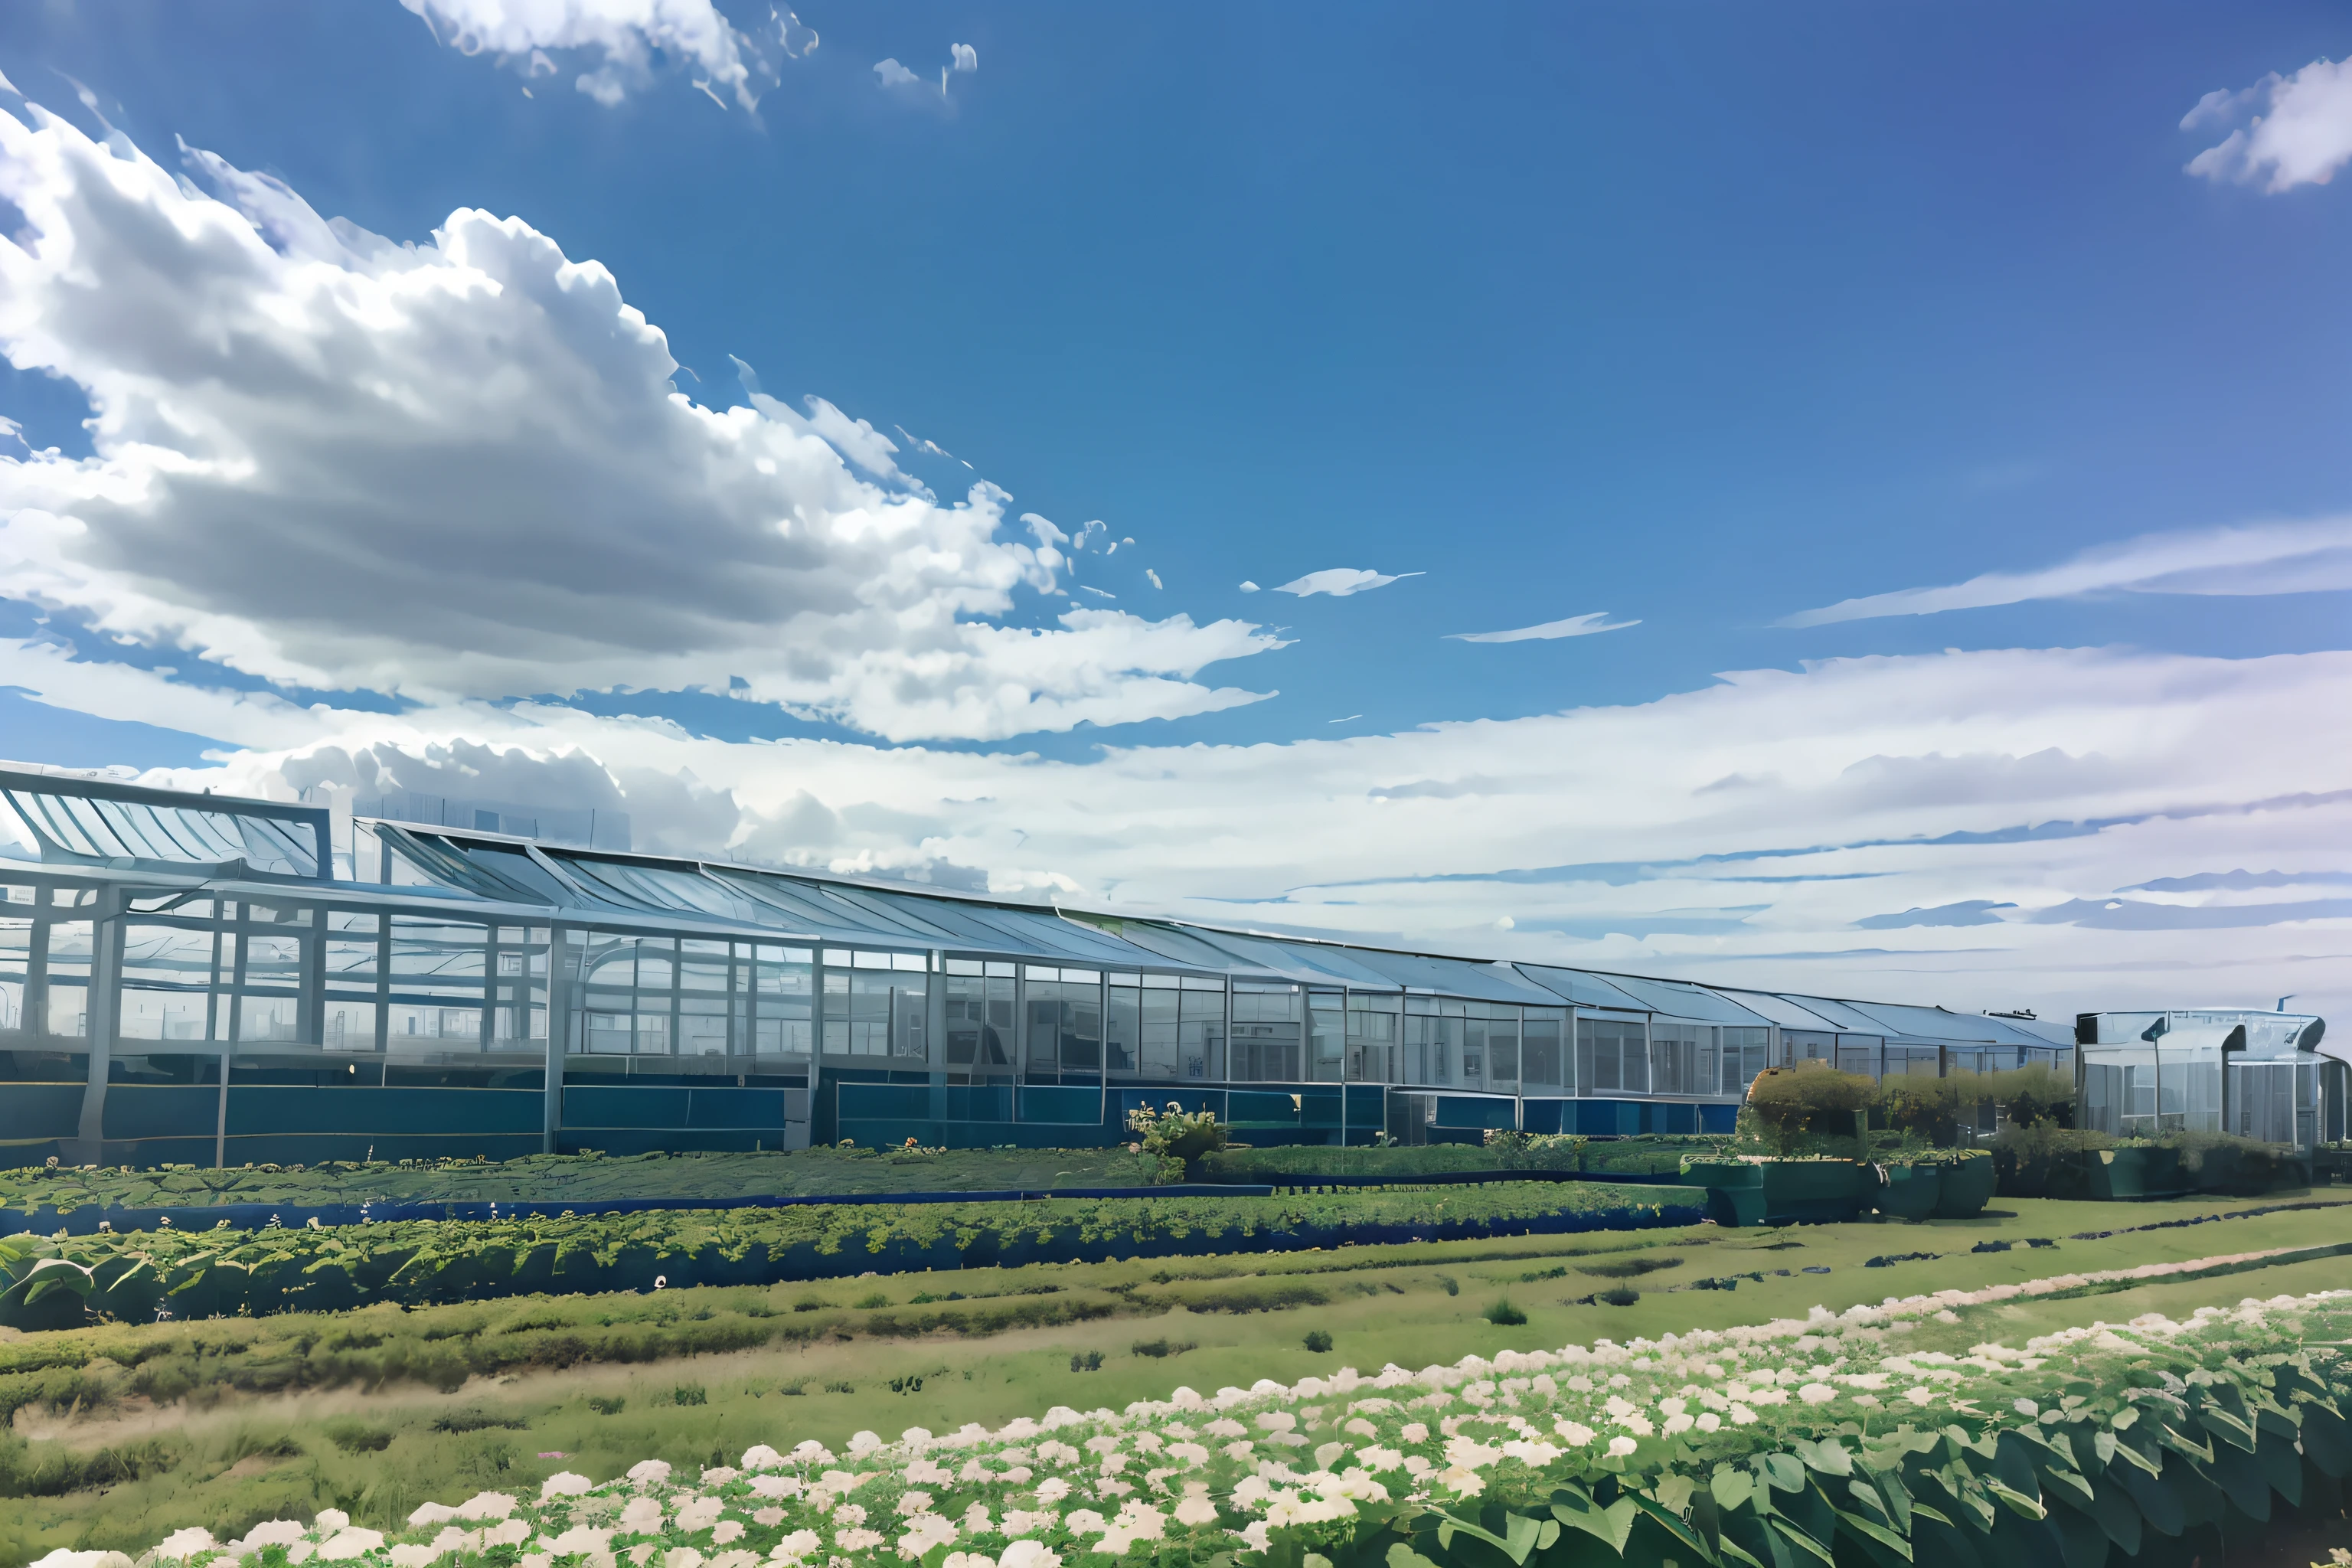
[
  {"x1": 1877, "y1": 1074, "x2": 1966, "y2": 1146},
  {"x1": 1744, "y1": 1063, "x2": 1878, "y2": 1154},
  {"x1": 1481, "y1": 1298, "x2": 1526, "y2": 1325},
  {"x1": 1302, "y1": 1329, "x2": 1333, "y2": 1353},
  {"x1": 1991, "y1": 1122, "x2": 2112, "y2": 1196},
  {"x1": 1595, "y1": 1286, "x2": 1640, "y2": 1306},
  {"x1": 1124, "y1": 1102, "x2": 1227, "y2": 1163}
]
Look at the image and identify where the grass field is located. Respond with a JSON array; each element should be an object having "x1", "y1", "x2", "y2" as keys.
[{"x1": 4, "y1": 1191, "x2": 2348, "y2": 1564}]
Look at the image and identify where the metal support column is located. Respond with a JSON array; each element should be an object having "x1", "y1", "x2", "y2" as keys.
[
  {"x1": 544, "y1": 924, "x2": 570, "y2": 1154},
  {"x1": 71, "y1": 884, "x2": 124, "y2": 1162}
]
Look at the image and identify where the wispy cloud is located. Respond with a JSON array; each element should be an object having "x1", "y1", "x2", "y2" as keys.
[
  {"x1": 1446, "y1": 611, "x2": 1638, "y2": 644},
  {"x1": 2184, "y1": 55, "x2": 2352, "y2": 193},
  {"x1": 1781, "y1": 518, "x2": 2352, "y2": 627},
  {"x1": 1274, "y1": 567, "x2": 1423, "y2": 598},
  {"x1": 397, "y1": 0, "x2": 802, "y2": 110}
]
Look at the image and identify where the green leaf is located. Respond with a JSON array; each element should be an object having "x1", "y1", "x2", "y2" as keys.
[
  {"x1": 2112, "y1": 1462, "x2": 2180, "y2": 1539},
  {"x1": 1831, "y1": 1508, "x2": 1913, "y2": 1564},
  {"x1": 1981, "y1": 1481, "x2": 2043, "y2": 1522},
  {"x1": 1710, "y1": 1467, "x2": 1756, "y2": 1514},
  {"x1": 2082, "y1": 1478, "x2": 2140, "y2": 1557},
  {"x1": 1763, "y1": 1519, "x2": 1834, "y2": 1568},
  {"x1": 2044, "y1": 1502, "x2": 2109, "y2": 1568},
  {"x1": 2206, "y1": 1443, "x2": 2271, "y2": 1522},
  {"x1": 1790, "y1": 1439, "x2": 1851, "y2": 1478},
  {"x1": 1550, "y1": 1492, "x2": 1637, "y2": 1555},
  {"x1": 1758, "y1": 1455, "x2": 1806, "y2": 1494},
  {"x1": 2196, "y1": 1406, "x2": 2257, "y2": 1454},
  {"x1": 1625, "y1": 1493, "x2": 1717, "y2": 1566},
  {"x1": 1386, "y1": 1541, "x2": 1441, "y2": 1568}
]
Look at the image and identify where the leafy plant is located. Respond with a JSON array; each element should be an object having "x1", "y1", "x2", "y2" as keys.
[
  {"x1": 1124, "y1": 1102, "x2": 1228, "y2": 1163},
  {"x1": 1745, "y1": 1063, "x2": 1879, "y2": 1154},
  {"x1": 669, "y1": 1383, "x2": 706, "y2": 1406},
  {"x1": 1302, "y1": 1329, "x2": 1333, "y2": 1353},
  {"x1": 1481, "y1": 1297, "x2": 1527, "y2": 1325}
]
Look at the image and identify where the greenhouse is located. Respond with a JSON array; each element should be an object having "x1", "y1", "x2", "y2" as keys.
[
  {"x1": 2076, "y1": 1007, "x2": 2338, "y2": 1145},
  {"x1": 0, "y1": 764, "x2": 2125, "y2": 1167}
]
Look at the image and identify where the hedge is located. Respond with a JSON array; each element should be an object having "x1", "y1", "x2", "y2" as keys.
[
  {"x1": 80, "y1": 1280, "x2": 2352, "y2": 1568},
  {"x1": 0, "y1": 1181, "x2": 1696, "y2": 1328}
]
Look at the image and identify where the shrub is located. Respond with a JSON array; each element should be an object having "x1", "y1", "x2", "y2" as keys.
[
  {"x1": 854, "y1": 1293, "x2": 890, "y2": 1309},
  {"x1": 1436, "y1": 1275, "x2": 1459, "y2": 1296},
  {"x1": 1068, "y1": 1351, "x2": 1103, "y2": 1372},
  {"x1": 587, "y1": 1396, "x2": 626, "y2": 1414},
  {"x1": 1125, "y1": 1102, "x2": 1227, "y2": 1163},
  {"x1": 1481, "y1": 1298, "x2": 1526, "y2": 1325},
  {"x1": 1302, "y1": 1329, "x2": 1333, "y2": 1353},
  {"x1": 1596, "y1": 1286, "x2": 1640, "y2": 1306},
  {"x1": 322, "y1": 1421, "x2": 392, "y2": 1452},
  {"x1": 1877, "y1": 1074, "x2": 1966, "y2": 1146},
  {"x1": 1745, "y1": 1063, "x2": 1878, "y2": 1153},
  {"x1": 1984, "y1": 1062, "x2": 2076, "y2": 1128},
  {"x1": 671, "y1": 1383, "x2": 707, "y2": 1406},
  {"x1": 1130, "y1": 1339, "x2": 1194, "y2": 1358}
]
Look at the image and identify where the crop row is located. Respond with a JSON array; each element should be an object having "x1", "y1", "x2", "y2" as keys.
[
  {"x1": 0, "y1": 1181, "x2": 1694, "y2": 1328},
  {"x1": 74, "y1": 1278, "x2": 2352, "y2": 1568}
]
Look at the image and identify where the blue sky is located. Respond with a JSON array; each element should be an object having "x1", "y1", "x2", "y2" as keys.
[{"x1": 0, "y1": 2, "x2": 2348, "y2": 1020}]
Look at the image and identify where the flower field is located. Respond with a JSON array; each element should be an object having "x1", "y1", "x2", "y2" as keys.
[
  {"x1": 35, "y1": 1264, "x2": 2352, "y2": 1568},
  {"x1": 5, "y1": 1194, "x2": 2350, "y2": 1566}
]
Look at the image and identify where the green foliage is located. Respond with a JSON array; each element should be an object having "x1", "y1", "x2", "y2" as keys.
[
  {"x1": 0, "y1": 1146, "x2": 1168, "y2": 1215},
  {"x1": 1125, "y1": 1102, "x2": 1229, "y2": 1162},
  {"x1": 1744, "y1": 1063, "x2": 1879, "y2": 1154},
  {"x1": 1481, "y1": 1297, "x2": 1527, "y2": 1325},
  {"x1": 0, "y1": 1181, "x2": 1688, "y2": 1328},
  {"x1": 1196, "y1": 1135, "x2": 1716, "y2": 1184},
  {"x1": 1302, "y1": 1329, "x2": 1333, "y2": 1353}
]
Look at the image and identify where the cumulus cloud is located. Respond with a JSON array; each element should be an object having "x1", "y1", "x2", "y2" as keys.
[
  {"x1": 1446, "y1": 611, "x2": 1638, "y2": 644},
  {"x1": 872, "y1": 57, "x2": 920, "y2": 90},
  {"x1": 397, "y1": 0, "x2": 802, "y2": 109},
  {"x1": 17, "y1": 640, "x2": 2352, "y2": 1024},
  {"x1": 2184, "y1": 55, "x2": 2352, "y2": 192},
  {"x1": 0, "y1": 106, "x2": 1282, "y2": 743},
  {"x1": 1781, "y1": 517, "x2": 2352, "y2": 627},
  {"x1": 1273, "y1": 568, "x2": 1423, "y2": 599},
  {"x1": 951, "y1": 44, "x2": 978, "y2": 74}
]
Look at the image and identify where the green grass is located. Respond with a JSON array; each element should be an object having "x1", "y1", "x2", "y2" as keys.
[{"x1": 0, "y1": 1193, "x2": 2347, "y2": 1566}]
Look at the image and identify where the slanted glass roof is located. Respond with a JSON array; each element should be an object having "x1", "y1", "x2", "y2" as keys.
[
  {"x1": 1835, "y1": 1000, "x2": 2051, "y2": 1047},
  {"x1": 1512, "y1": 965, "x2": 1655, "y2": 1014},
  {"x1": 2, "y1": 767, "x2": 329, "y2": 878},
  {"x1": 1702, "y1": 988, "x2": 1854, "y2": 1032},
  {"x1": 1567, "y1": 972, "x2": 1774, "y2": 1026}
]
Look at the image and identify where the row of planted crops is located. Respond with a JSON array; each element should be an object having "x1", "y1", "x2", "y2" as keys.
[{"x1": 43, "y1": 1274, "x2": 2352, "y2": 1568}]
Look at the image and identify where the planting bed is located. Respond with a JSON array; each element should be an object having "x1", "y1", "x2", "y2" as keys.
[
  {"x1": 0, "y1": 1182, "x2": 1697, "y2": 1328},
  {"x1": 3, "y1": 1194, "x2": 2350, "y2": 1566}
]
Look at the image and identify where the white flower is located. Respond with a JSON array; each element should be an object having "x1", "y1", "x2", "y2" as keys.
[
  {"x1": 387, "y1": 1547, "x2": 439, "y2": 1568},
  {"x1": 1165, "y1": 1443, "x2": 1209, "y2": 1468},
  {"x1": 676, "y1": 1498, "x2": 726, "y2": 1534},
  {"x1": 318, "y1": 1514, "x2": 353, "y2": 1533},
  {"x1": 1400, "y1": 1422, "x2": 1429, "y2": 1444},
  {"x1": 1172, "y1": 1496, "x2": 1220, "y2": 1527},
  {"x1": 704, "y1": 1468, "x2": 742, "y2": 1487},
  {"x1": 835, "y1": 1530, "x2": 885, "y2": 1553},
  {"x1": 1694, "y1": 1413, "x2": 1722, "y2": 1432},
  {"x1": 1606, "y1": 1437, "x2": 1638, "y2": 1459},
  {"x1": 1063, "y1": 1511, "x2": 1108, "y2": 1537},
  {"x1": 1432, "y1": 1465, "x2": 1485, "y2": 1498},
  {"x1": 998, "y1": 1544, "x2": 1062, "y2": 1568},
  {"x1": 768, "y1": 1531, "x2": 822, "y2": 1563},
  {"x1": 1343, "y1": 1418, "x2": 1377, "y2": 1439},
  {"x1": 1357, "y1": 1446, "x2": 1403, "y2": 1472},
  {"x1": 1000, "y1": 1511, "x2": 1056, "y2": 1539},
  {"x1": 1798, "y1": 1384, "x2": 1836, "y2": 1406},
  {"x1": 459, "y1": 1493, "x2": 519, "y2": 1521},
  {"x1": 1237, "y1": 1522, "x2": 1272, "y2": 1553},
  {"x1": 239, "y1": 1524, "x2": 312, "y2": 1551},
  {"x1": 544, "y1": 1473, "x2": 596, "y2": 1501},
  {"x1": 1553, "y1": 1419, "x2": 1596, "y2": 1446},
  {"x1": 848, "y1": 1432, "x2": 884, "y2": 1456},
  {"x1": 1906, "y1": 1387, "x2": 1939, "y2": 1406},
  {"x1": 1035, "y1": 1476, "x2": 1073, "y2": 1505},
  {"x1": 742, "y1": 1446, "x2": 786, "y2": 1472},
  {"x1": 665, "y1": 1548, "x2": 704, "y2": 1568},
  {"x1": 1661, "y1": 1414, "x2": 1696, "y2": 1436},
  {"x1": 317, "y1": 1530, "x2": 386, "y2": 1562},
  {"x1": 749, "y1": 1476, "x2": 802, "y2": 1501},
  {"x1": 1728, "y1": 1403, "x2": 1758, "y2": 1426},
  {"x1": 714, "y1": 1524, "x2": 745, "y2": 1547},
  {"x1": 31, "y1": 1555, "x2": 135, "y2": 1568},
  {"x1": 618, "y1": 1498, "x2": 666, "y2": 1534},
  {"x1": 546, "y1": 1526, "x2": 616, "y2": 1557},
  {"x1": 897, "y1": 1514, "x2": 959, "y2": 1559},
  {"x1": 752, "y1": 1511, "x2": 786, "y2": 1530},
  {"x1": 485, "y1": 1521, "x2": 532, "y2": 1549},
  {"x1": 832, "y1": 1506, "x2": 868, "y2": 1530},
  {"x1": 630, "y1": 1460, "x2": 675, "y2": 1489},
  {"x1": 155, "y1": 1530, "x2": 219, "y2": 1562}
]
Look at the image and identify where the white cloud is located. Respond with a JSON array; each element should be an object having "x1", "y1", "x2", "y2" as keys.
[
  {"x1": 1781, "y1": 517, "x2": 2352, "y2": 627},
  {"x1": 1146, "y1": 570, "x2": 1164, "y2": 590},
  {"x1": 873, "y1": 58, "x2": 920, "y2": 90},
  {"x1": 1446, "y1": 611, "x2": 1639, "y2": 644},
  {"x1": 2184, "y1": 55, "x2": 2352, "y2": 192},
  {"x1": 397, "y1": 0, "x2": 796, "y2": 110},
  {"x1": 1273, "y1": 567, "x2": 1423, "y2": 599},
  {"x1": 0, "y1": 106, "x2": 1280, "y2": 742},
  {"x1": 951, "y1": 44, "x2": 978, "y2": 74},
  {"x1": 1238, "y1": 581, "x2": 1260, "y2": 593},
  {"x1": 24, "y1": 641, "x2": 2350, "y2": 1025}
]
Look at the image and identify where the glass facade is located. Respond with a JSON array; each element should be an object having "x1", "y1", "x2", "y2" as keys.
[{"x1": 0, "y1": 765, "x2": 2270, "y2": 1165}]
